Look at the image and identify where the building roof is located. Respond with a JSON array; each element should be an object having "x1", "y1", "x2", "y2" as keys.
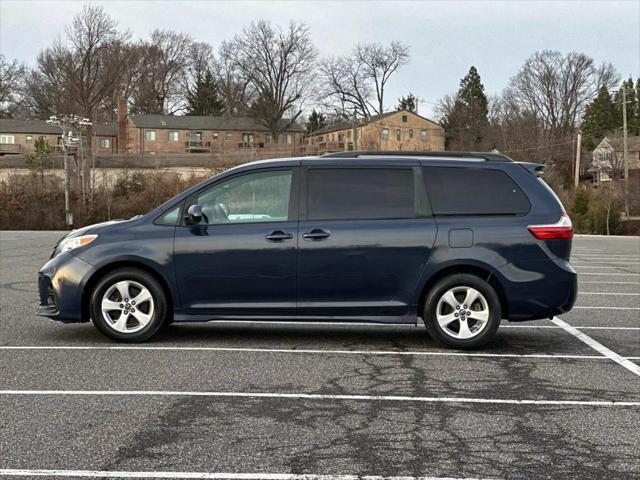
[
  {"x1": 0, "y1": 118, "x2": 117, "y2": 136},
  {"x1": 593, "y1": 135, "x2": 640, "y2": 153},
  {"x1": 129, "y1": 114, "x2": 305, "y2": 133},
  {"x1": 310, "y1": 110, "x2": 442, "y2": 136}
]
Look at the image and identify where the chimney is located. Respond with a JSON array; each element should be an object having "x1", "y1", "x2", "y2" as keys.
[{"x1": 117, "y1": 98, "x2": 128, "y2": 154}]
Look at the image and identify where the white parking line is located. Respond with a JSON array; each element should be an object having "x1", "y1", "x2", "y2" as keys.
[
  {"x1": 580, "y1": 281, "x2": 638, "y2": 284},
  {"x1": 0, "y1": 390, "x2": 637, "y2": 406},
  {"x1": 578, "y1": 272, "x2": 640, "y2": 277},
  {"x1": 576, "y1": 266, "x2": 640, "y2": 270},
  {"x1": 551, "y1": 317, "x2": 640, "y2": 377},
  {"x1": 0, "y1": 470, "x2": 495, "y2": 480},
  {"x1": 502, "y1": 325, "x2": 639, "y2": 330},
  {"x1": 572, "y1": 306, "x2": 640, "y2": 310},
  {"x1": 578, "y1": 292, "x2": 640, "y2": 296},
  {"x1": 0, "y1": 345, "x2": 617, "y2": 360}
]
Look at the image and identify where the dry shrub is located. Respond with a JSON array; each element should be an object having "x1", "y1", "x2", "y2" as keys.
[{"x1": 0, "y1": 170, "x2": 210, "y2": 230}]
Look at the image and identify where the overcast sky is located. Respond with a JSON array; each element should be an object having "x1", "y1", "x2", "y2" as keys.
[{"x1": 1, "y1": 0, "x2": 638, "y2": 118}]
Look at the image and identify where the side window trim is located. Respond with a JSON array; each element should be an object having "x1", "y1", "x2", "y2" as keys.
[{"x1": 180, "y1": 166, "x2": 299, "y2": 227}]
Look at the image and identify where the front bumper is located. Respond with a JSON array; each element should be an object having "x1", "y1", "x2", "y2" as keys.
[{"x1": 37, "y1": 252, "x2": 95, "y2": 322}]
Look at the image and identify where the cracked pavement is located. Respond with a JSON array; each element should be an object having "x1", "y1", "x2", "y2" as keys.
[{"x1": 0, "y1": 231, "x2": 638, "y2": 479}]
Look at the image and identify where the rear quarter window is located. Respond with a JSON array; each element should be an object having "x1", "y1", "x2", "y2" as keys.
[{"x1": 423, "y1": 167, "x2": 530, "y2": 215}]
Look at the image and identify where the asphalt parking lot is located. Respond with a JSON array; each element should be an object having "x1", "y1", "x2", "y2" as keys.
[{"x1": 0, "y1": 231, "x2": 638, "y2": 480}]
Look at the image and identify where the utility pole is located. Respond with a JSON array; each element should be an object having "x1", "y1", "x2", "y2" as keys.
[
  {"x1": 47, "y1": 115, "x2": 92, "y2": 229},
  {"x1": 352, "y1": 109, "x2": 358, "y2": 151},
  {"x1": 622, "y1": 83, "x2": 630, "y2": 216},
  {"x1": 574, "y1": 131, "x2": 581, "y2": 189},
  {"x1": 623, "y1": 83, "x2": 629, "y2": 181}
]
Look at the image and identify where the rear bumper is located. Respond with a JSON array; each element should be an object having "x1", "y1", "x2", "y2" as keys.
[
  {"x1": 37, "y1": 252, "x2": 95, "y2": 323},
  {"x1": 498, "y1": 258, "x2": 577, "y2": 321}
]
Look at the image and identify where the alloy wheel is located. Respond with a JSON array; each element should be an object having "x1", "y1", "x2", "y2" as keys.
[
  {"x1": 435, "y1": 286, "x2": 490, "y2": 340},
  {"x1": 100, "y1": 280, "x2": 155, "y2": 334}
]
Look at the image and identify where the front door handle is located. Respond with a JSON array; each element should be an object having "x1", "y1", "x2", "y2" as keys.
[
  {"x1": 265, "y1": 230, "x2": 294, "y2": 242},
  {"x1": 302, "y1": 228, "x2": 331, "y2": 240}
]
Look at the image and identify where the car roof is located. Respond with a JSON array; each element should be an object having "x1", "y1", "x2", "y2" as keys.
[{"x1": 237, "y1": 151, "x2": 514, "y2": 171}]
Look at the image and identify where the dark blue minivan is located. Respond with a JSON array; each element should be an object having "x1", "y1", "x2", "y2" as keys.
[{"x1": 38, "y1": 151, "x2": 577, "y2": 349}]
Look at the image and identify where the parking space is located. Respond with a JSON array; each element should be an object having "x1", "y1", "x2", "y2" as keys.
[{"x1": 0, "y1": 231, "x2": 639, "y2": 479}]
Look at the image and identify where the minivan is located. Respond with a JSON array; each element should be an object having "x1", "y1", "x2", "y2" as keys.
[{"x1": 38, "y1": 151, "x2": 577, "y2": 349}]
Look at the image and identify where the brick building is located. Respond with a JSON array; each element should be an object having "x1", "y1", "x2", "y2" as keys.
[
  {"x1": 305, "y1": 110, "x2": 445, "y2": 153},
  {"x1": 0, "y1": 119, "x2": 117, "y2": 155}
]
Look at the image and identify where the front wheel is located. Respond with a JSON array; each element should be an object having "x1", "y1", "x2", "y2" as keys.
[
  {"x1": 90, "y1": 268, "x2": 168, "y2": 342},
  {"x1": 424, "y1": 274, "x2": 501, "y2": 349}
]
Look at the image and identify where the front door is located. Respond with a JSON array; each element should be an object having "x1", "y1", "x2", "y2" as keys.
[
  {"x1": 174, "y1": 167, "x2": 299, "y2": 317},
  {"x1": 297, "y1": 163, "x2": 437, "y2": 320}
]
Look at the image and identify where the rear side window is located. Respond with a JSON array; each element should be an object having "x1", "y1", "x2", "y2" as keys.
[
  {"x1": 424, "y1": 167, "x2": 530, "y2": 215},
  {"x1": 307, "y1": 168, "x2": 415, "y2": 220}
]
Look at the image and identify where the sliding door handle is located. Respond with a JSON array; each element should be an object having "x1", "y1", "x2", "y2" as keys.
[
  {"x1": 302, "y1": 229, "x2": 331, "y2": 240},
  {"x1": 265, "y1": 231, "x2": 294, "y2": 242}
]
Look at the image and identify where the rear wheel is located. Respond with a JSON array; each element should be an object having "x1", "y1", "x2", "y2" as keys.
[
  {"x1": 90, "y1": 268, "x2": 168, "y2": 342},
  {"x1": 424, "y1": 274, "x2": 501, "y2": 349}
]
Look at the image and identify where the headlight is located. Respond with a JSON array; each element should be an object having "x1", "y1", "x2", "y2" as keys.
[{"x1": 57, "y1": 234, "x2": 98, "y2": 254}]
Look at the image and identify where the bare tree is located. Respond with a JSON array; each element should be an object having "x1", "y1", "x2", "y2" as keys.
[
  {"x1": 0, "y1": 55, "x2": 25, "y2": 118},
  {"x1": 24, "y1": 5, "x2": 132, "y2": 122},
  {"x1": 506, "y1": 50, "x2": 618, "y2": 135},
  {"x1": 216, "y1": 41, "x2": 254, "y2": 117},
  {"x1": 131, "y1": 29, "x2": 192, "y2": 114},
  {"x1": 319, "y1": 41, "x2": 409, "y2": 119},
  {"x1": 355, "y1": 42, "x2": 410, "y2": 115},
  {"x1": 228, "y1": 20, "x2": 318, "y2": 139},
  {"x1": 318, "y1": 55, "x2": 374, "y2": 119}
]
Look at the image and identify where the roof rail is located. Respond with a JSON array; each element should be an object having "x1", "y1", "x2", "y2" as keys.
[{"x1": 321, "y1": 151, "x2": 514, "y2": 162}]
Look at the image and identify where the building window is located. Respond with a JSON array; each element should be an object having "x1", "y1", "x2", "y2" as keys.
[
  {"x1": 213, "y1": 132, "x2": 219, "y2": 140},
  {"x1": 396, "y1": 129, "x2": 401, "y2": 141},
  {"x1": 338, "y1": 133, "x2": 344, "y2": 142},
  {"x1": 402, "y1": 115, "x2": 408, "y2": 123},
  {"x1": 242, "y1": 133, "x2": 254, "y2": 147},
  {"x1": 409, "y1": 129, "x2": 414, "y2": 139},
  {"x1": 25, "y1": 135, "x2": 33, "y2": 144},
  {"x1": 145, "y1": 130, "x2": 156, "y2": 141},
  {"x1": 420, "y1": 130, "x2": 428, "y2": 142},
  {"x1": 99, "y1": 138, "x2": 111, "y2": 149},
  {"x1": 284, "y1": 133, "x2": 293, "y2": 145},
  {"x1": 226, "y1": 132, "x2": 233, "y2": 139},
  {"x1": 168, "y1": 131, "x2": 179, "y2": 142},
  {"x1": 347, "y1": 130, "x2": 351, "y2": 140},
  {"x1": 0, "y1": 135, "x2": 15, "y2": 144},
  {"x1": 382, "y1": 129, "x2": 389, "y2": 141},
  {"x1": 318, "y1": 135, "x2": 323, "y2": 142},
  {"x1": 265, "y1": 133, "x2": 273, "y2": 144}
]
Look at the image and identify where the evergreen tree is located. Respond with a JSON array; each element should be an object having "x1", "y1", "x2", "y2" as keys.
[
  {"x1": 443, "y1": 66, "x2": 489, "y2": 149},
  {"x1": 305, "y1": 109, "x2": 327, "y2": 133},
  {"x1": 612, "y1": 78, "x2": 637, "y2": 136},
  {"x1": 185, "y1": 70, "x2": 225, "y2": 116},
  {"x1": 397, "y1": 93, "x2": 417, "y2": 112},
  {"x1": 635, "y1": 79, "x2": 640, "y2": 135},
  {"x1": 581, "y1": 86, "x2": 618, "y2": 150}
]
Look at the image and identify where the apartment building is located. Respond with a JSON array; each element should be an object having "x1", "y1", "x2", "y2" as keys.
[{"x1": 305, "y1": 110, "x2": 445, "y2": 153}]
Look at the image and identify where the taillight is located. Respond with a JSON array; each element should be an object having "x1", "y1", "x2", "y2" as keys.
[{"x1": 528, "y1": 213, "x2": 573, "y2": 240}]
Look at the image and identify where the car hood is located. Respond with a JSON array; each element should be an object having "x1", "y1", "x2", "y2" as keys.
[{"x1": 54, "y1": 217, "x2": 140, "y2": 248}]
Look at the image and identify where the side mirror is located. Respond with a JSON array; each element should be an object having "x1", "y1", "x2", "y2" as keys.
[{"x1": 185, "y1": 204, "x2": 203, "y2": 225}]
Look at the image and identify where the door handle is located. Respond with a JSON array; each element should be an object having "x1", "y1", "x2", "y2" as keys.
[
  {"x1": 302, "y1": 228, "x2": 331, "y2": 240},
  {"x1": 265, "y1": 230, "x2": 294, "y2": 242}
]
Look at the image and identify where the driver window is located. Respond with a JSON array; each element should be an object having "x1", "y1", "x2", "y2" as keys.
[{"x1": 195, "y1": 169, "x2": 293, "y2": 225}]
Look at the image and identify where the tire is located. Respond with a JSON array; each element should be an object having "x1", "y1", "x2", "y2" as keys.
[
  {"x1": 90, "y1": 268, "x2": 168, "y2": 342},
  {"x1": 424, "y1": 273, "x2": 501, "y2": 349}
]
